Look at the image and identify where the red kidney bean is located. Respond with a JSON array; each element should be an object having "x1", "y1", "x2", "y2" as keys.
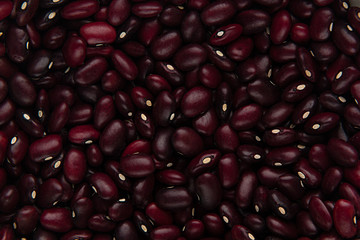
[
  {"x1": 294, "y1": 158, "x2": 322, "y2": 188},
  {"x1": 93, "y1": 95, "x2": 116, "y2": 130},
  {"x1": 248, "y1": 79, "x2": 280, "y2": 106},
  {"x1": 134, "y1": 111, "x2": 155, "y2": 138},
  {"x1": 202, "y1": 213, "x2": 225, "y2": 236},
  {"x1": 195, "y1": 173, "x2": 222, "y2": 210},
  {"x1": 15, "y1": 109, "x2": 44, "y2": 138},
  {"x1": 327, "y1": 138, "x2": 358, "y2": 167},
  {"x1": 71, "y1": 197, "x2": 94, "y2": 228},
  {"x1": 108, "y1": 199, "x2": 133, "y2": 222},
  {"x1": 319, "y1": 91, "x2": 346, "y2": 115},
  {"x1": 0, "y1": 98, "x2": 15, "y2": 126},
  {"x1": 236, "y1": 9, "x2": 270, "y2": 35},
  {"x1": 270, "y1": 10, "x2": 292, "y2": 44},
  {"x1": 296, "y1": 47, "x2": 319, "y2": 83},
  {"x1": 104, "y1": 160, "x2": 132, "y2": 191},
  {"x1": 88, "y1": 214, "x2": 116, "y2": 232},
  {"x1": 150, "y1": 225, "x2": 181, "y2": 240},
  {"x1": 153, "y1": 91, "x2": 176, "y2": 127},
  {"x1": 119, "y1": 153, "x2": 155, "y2": 178},
  {"x1": 262, "y1": 102, "x2": 293, "y2": 128},
  {"x1": 291, "y1": 94, "x2": 318, "y2": 125},
  {"x1": 63, "y1": 148, "x2": 86, "y2": 184},
  {"x1": 311, "y1": 41, "x2": 338, "y2": 63},
  {"x1": 132, "y1": 174, "x2": 155, "y2": 208},
  {"x1": 321, "y1": 167, "x2": 342, "y2": 194},
  {"x1": 9, "y1": 72, "x2": 36, "y2": 107},
  {"x1": 200, "y1": 0, "x2": 235, "y2": 26},
  {"x1": 40, "y1": 151, "x2": 65, "y2": 179},
  {"x1": 62, "y1": 33, "x2": 86, "y2": 67},
  {"x1": 132, "y1": 1, "x2": 163, "y2": 18},
  {"x1": 99, "y1": 119, "x2": 126, "y2": 156},
  {"x1": 89, "y1": 172, "x2": 119, "y2": 201},
  {"x1": 182, "y1": 11, "x2": 206, "y2": 43},
  {"x1": 48, "y1": 102, "x2": 70, "y2": 133},
  {"x1": 332, "y1": 66, "x2": 360, "y2": 95},
  {"x1": 215, "y1": 124, "x2": 239, "y2": 152},
  {"x1": 107, "y1": 0, "x2": 130, "y2": 26},
  {"x1": 268, "y1": 190, "x2": 298, "y2": 220},
  {"x1": 290, "y1": 23, "x2": 310, "y2": 44},
  {"x1": 339, "y1": 182, "x2": 360, "y2": 217},
  {"x1": 68, "y1": 124, "x2": 100, "y2": 145},
  {"x1": 101, "y1": 70, "x2": 125, "y2": 93},
  {"x1": 145, "y1": 74, "x2": 171, "y2": 95},
  {"x1": 152, "y1": 127, "x2": 174, "y2": 161},
  {"x1": 61, "y1": 0, "x2": 99, "y2": 20},
  {"x1": 29, "y1": 134, "x2": 62, "y2": 162},
  {"x1": 219, "y1": 201, "x2": 242, "y2": 227},
  {"x1": 266, "y1": 146, "x2": 301, "y2": 167},
  {"x1": 131, "y1": 86, "x2": 154, "y2": 111},
  {"x1": 80, "y1": 22, "x2": 116, "y2": 45},
  {"x1": 277, "y1": 173, "x2": 305, "y2": 201},
  {"x1": 61, "y1": 230, "x2": 93, "y2": 240},
  {"x1": 296, "y1": 211, "x2": 319, "y2": 237},
  {"x1": 192, "y1": 108, "x2": 219, "y2": 136},
  {"x1": 263, "y1": 127, "x2": 297, "y2": 147},
  {"x1": 0, "y1": 1, "x2": 12, "y2": 21},
  {"x1": 112, "y1": 49, "x2": 138, "y2": 81},
  {"x1": 155, "y1": 187, "x2": 192, "y2": 211},
  {"x1": 257, "y1": 167, "x2": 286, "y2": 189},
  {"x1": 121, "y1": 139, "x2": 151, "y2": 157},
  {"x1": 151, "y1": 31, "x2": 182, "y2": 60},
  {"x1": 115, "y1": 220, "x2": 139, "y2": 239},
  {"x1": 237, "y1": 144, "x2": 265, "y2": 164},
  {"x1": 344, "y1": 161, "x2": 360, "y2": 189},
  {"x1": 137, "y1": 18, "x2": 161, "y2": 46},
  {"x1": 172, "y1": 127, "x2": 204, "y2": 157},
  {"x1": 269, "y1": 41, "x2": 297, "y2": 63},
  {"x1": 235, "y1": 170, "x2": 257, "y2": 209},
  {"x1": 304, "y1": 112, "x2": 340, "y2": 134},
  {"x1": 160, "y1": 4, "x2": 185, "y2": 26},
  {"x1": 27, "y1": 49, "x2": 52, "y2": 77},
  {"x1": 309, "y1": 7, "x2": 334, "y2": 41},
  {"x1": 14, "y1": 205, "x2": 40, "y2": 235},
  {"x1": 333, "y1": 199, "x2": 357, "y2": 238},
  {"x1": 230, "y1": 103, "x2": 262, "y2": 131},
  {"x1": 210, "y1": 24, "x2": 243, "y2": 46},
  {"x1": 145, "y1": 202, "x2": 173, "y2": 225},
  {"x1": 184, "y1": 219, "x2": 204, "y2": 239},
  {"x1": 332, "y1": 20, "x2": 360, "y2": 56},
  {"x1": 173, "y1": 44, "x2": 207, "y2": 71},
  {"x1": 345, "y1": 103, "x2": 360, "y2": 127},
  {"x1": 36, "y1": 178, "x2": 63, "y2": 208},
  {"x1": 199, "y1": 64, "x2": 221, "y2": 89},
  {"x1": 68, "y1": 104, "x2": 91, "y2": 125},
  {"x1": 13, "y1": 0, "x2": 39, "y2": 26},
  {"x1": 0, "y1": 185, "x2": 19, "y2": 213},
  {"x1": 49, "y1": 85, "x2": 76, "y2": 107},
  {"x1": 0, "y1": 78, "x2": 7, "y2": 104},
  {"x1": 266, "y1": 216, "x2": 298, "y2": 239},
  {"x1": 226, "y1": 37, "x2": 253, "y2": 62},
  {"x1": 231, "y1": 225, "x2": 256, "y2": 240},
  {"x1": 75, "y1": 57, "x2": 108, "y2": 85},
  {"x1": 309, "y1": 196, "x2": 333, "y2": 231},
  {"x1": 6, "y1": 129, "x2": 28, "y2": 165},
  {"x1": 218, "y1": 153, "x2": 240, "y2": 189}
]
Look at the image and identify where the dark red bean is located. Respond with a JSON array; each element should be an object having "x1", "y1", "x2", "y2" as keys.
[
  {"x1": 63, "y1": 148, "x2": 86, "y2": 184},
  {"x1": 294, "y1": 158, "x2": 322, "y2": 188},
  {"x1": 262, "y1": 102, "x2": 293, "y2": 128},
  {"x1": 266, "y1": 216, "x2": 298, "y2": 239},
  {"x1": 48, "y1": 102, "x2": 70, "y2": 133},
  {"x1": 132, "y1": 1, "x2": 163, "y2": 18},
  {"x1": 236, "y1": 144, "x2": 265, "y2": 164},
  {"x1": 107, "y1": 0, "x2": 130, "y2": 26},
  {"x1": 230, "y1": 103, "x2": 262, "y2": 131},
  {"x1": 0, "y1": 1, "x2": 12, "y2": 21},
  {"x1": 68, "y1": 124, "x2": 100, "y2": 145},
  {"x1": 145, "y1": 74, "x2": 171, "y2": 95},
  {"x1": 99, "y1": 119, "x2": 126, "y2": 156},
  {"x1": 137, "y1": 18, "x2": 161, "y2": 46},
  {"x1": 226, "y1": 37, "x2": 253, "y2": 62},
  {"x1": 339, "y1": 182, "x2": 360, "y2": 216},
  {"x1": 296, "y1": 211, "x2": 319, "y2": 237},
  {"x1": 132, "y1": 175, "x2": 155, "y2": 209},
  {"x1": 62, "y1": 33, "x2": 86, "y2": 68},
  {"x1": 151, "y1": 225, "x2": 181, "y2": 240},
  {"x1": 0, "y1": 132, "x2": 7, "y2": 166},
  {"x1": 159, "y1": 5, "x2": 185, "y2": 27},
  {"x1": 152, "y1": 127, "x2": 174, "y2": 161},
  {"x1": 182, "y1": 11, "x2": 206, "y2": 43},
  {"x1": 75, "y1": 57, "x2": 108, "y2": 85},
  {"x1": 0, "y1": 98, "x2": 15, "y2": 126},
  {"x1": 61, "y1": 230, "x2": 93, "y2": 240},
  {"x1": 9, "y1": 72, "x2": 36, "y2": 107},
  {"x1": 36, "y1": 178, "x2": 63, "y2": 208},
  {"x1": 119, "y1": 153, "x2": 155, "y2": 178},
  {"x1": 145, "y1": 202, "x2": 172, "y2": 225},
  {"x1": 108, "y1": 199, "x2": 133, "y2": 222},
  {"x1": 40, "y1": 208, "x2": 73, "y2": 232},
  {"x1": 199, "y1": 64, "x2": 221, "y2": 89},
  {"x1": 192, "y1": 108, "x2": 219, "y2": 136},
  {"x1": 231, "y1": 225, "x2": 256, "y2": 240},
  {"x1": 236, "y1": 9, "x2": 270, "y2": 35},
  {"x1": 219, "y1": 201, "x2": 242, "y2": 227},
  {"x1": 210, "y1": 24, "x2": 243, "y2": 46},
  {"x1": 309, "y1": 197, "x2": 333, "y2": 231},
  {"x1": 202, "y1": 213, "x2": 225, "y2": 236},
  {"x1": 88, "y1": 214, "x2": 116, "y2": 232},
  {"x1": 235, "y1": 171, "x2": 257, "y2": 209},
  {"x1": 269, "y1": 42, "x2": 297, "y2": 63},
  {"x1": 344, "y1": 161, "x2": 360, "y2": 189},
  {"x1": 263, "y1": 127, "x2": 297, "y2": 147},
  {"x1": 309, "y1": 7, "x2": 334, "y2": 41},
  {"x1": 80, "y1": 22, "x2": 116, "y2": 45},
  {"x1": 195, "y1": 173, "x2": 222, "y2": 210},
  {"x1": 134, "y1": 111, "x2": 155, "y2": 139},
  {"x1": 183, "y1": 219, "x2": 204, "y2": 240},
  {"x1": 200, "y1": 0, "x2": 236, "y2": 26},
  {"x1": 173, "y1": 44, "x2": 207, "y2": 71},
  {"x1": 332, "y1": 66, "x2": 360, "y2": 95},
  {"x1": 29, "y1": 134, "x2": 62, "y2": 163},
  {"x1": 156, "y1": 169, "x2": 186, "y2": 186},
  {"x1": 270, "y1": 10, "x2": 292, "y2": 44},
  {"x1": 112, "y1": 49, "x2": 138, "y2": 81},
  {"x1": 266, "y1": 146, "x2": 301, "y2": 167},
  {"x1": 172, "y1": 127, "x2": 204, "y2": 157},
  {"x1": 155, "y1": 187, "x2": 192, "y2": 211},
  {"x1": 0, "y1": 185, "x2": 19, "y2": 213},
  {"x1": 89, "y1": 172, "x2": 119, "y2": 201},
  {"x1": 277, "y1": 174, "x2": 305, "y2": 201},
  {"x1": 151, "y1": 31, "x2": 182, "y2": 60},
  {"x1": 61, "y1": 0, "x2": 99, "y2": 20},
  {"x1": 14, "y1": 205, "x2": 40, "y2": 235},
  {"x1": 327, "y1": 138, "x2": 358, "y2": 167},
  {"x1": 332, "y1": 20, "x2": 360, "y2": 56},
  {"x1": 290, "y1": 23, "x2": 310, "y2": 44},
  {"x1": 321, "y1": 167, "x2": 342, "y2": 195},
  {"x1": 311, "y1": 41, "x2": 338, "y2": 63},
  {"x1": 115, "y1": 220, "x2": 139, "y2": 239},
  {"x1": 6, "y1": 129, "x2": 28, "y2": 165},
  {"x1": 333, "y1": 199, "x2": 357, "y2": 238},
  {"x1": 104, "y1": 160, "x2": 132, "y2": 191},
  {"x1": 215, "y1": 124, "x2": 239, "y2": 152},
  {"x1": 296, "y1": 47, "x2": 319, "y2": 83},
  {"x1": 304, "y1": 112, "x2": 340, "y2": 134}
]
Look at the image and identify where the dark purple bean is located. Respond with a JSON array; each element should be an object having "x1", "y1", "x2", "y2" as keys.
[
  {"x1": 151, "y1": 225, "x2": 181, "y2": 240},
  {"x1": 68, "y1": 124, "x2": 100, "y2": 145},
  {"x1": 266, "y1": 146, "x2": 301, "y2": 166},
  {"x1": 0, "y1": 1, "x2": 12, "y2": 21},
  {"x1": 99, "y1": 119, "x2": 126, "y2": 156},
  {"x1": 202, "y1": 213, "x2": 225, "y2": 236},
  {"x1": 215, "y1": 124, "x2": 239, "y2": 152},
  {"x1": 155, "y1": 187, "x2": 192, "y2": 211},
  {"x1": 119, "y1": 153, "x2": 155, "y2": 178},
  {"x1": 101, "y1": 70, "x2": 125, "y2": 93},
  {"x1": 226, "y1": 37, "x2": 253, "y2": 62},
  {"x1": 40, "y1": 150, "x2": 64, "y2": 179},
  {"x1": 327, "y1": 137, "x2": 358, "y2": 167},
  {"x1": 15, "y1": 109, "x2": 44, "y2": 138},
  {"x1": 172, "y1": 127, "x2": 204, "y2": 157},
  {"x1": 195, "y1": 173, "x2": 222, "y2": 210},
  {"x1": 0, "y1": 185, "x2": 19, "y2": 213},
  {"x1": 181, "y1": 11, "x2": 206, "y2": 43},
  {"x1": 156, "y1": 169, "x2": 186, "y2": 186},
  {"x1": 9, "y1": 72, "x2": 36, "y2": 107},
  {"x1": 184, "y1": 219, "x2": 204, "y2": 240},
  {"x1": 115, "y1": 220, "x2": 139, "y2": 239},
  {"x1": 36, "y1": 178, "x2": 63, "y2": 208},
  {"x1": 332, "y1": 66, "x2": 360, "y2": 95},
  {"x1": 131, "y1": 86, "x2": 153, "y2": 110},
  {"x1": 230, "y1": 103, "x2": 262, "y2": 131},
  {"x1": 321, "y1": 167, "x2": 342, "y2": 194},
  {"x1": 153, "y1": 91, "x2": 176, "y2": 127},
  {"x1": 7, "y1": 130, "x2": 28, "y2": 166},
  {"x1": 217, "y1": 155, "x2": 240, "y2": 190},
  {"x1": 48, "y1": 102, "x2": 70, "y2": 133},
  {"x1": 339, "y1": 182, "x2": 360, "y2": 215},
  {"x1": 308, "y1": 197, "x2": 333, "y2": 231},
  {"x1": 75, "y1": 57, "x2": 108, "y2": 85},
  {"x1": 0, "y1": 98, "x2": 15, "y2": 126},
  {"x1": 296, "y1": 211, "x2": 319, "y2": 237},
  {"x1": 14, "y1": 205, "x2": 40, "y2": 235},
  {"x1": 49, "y1": 85, "x2": 76, "y2": 107},
  {"x1": 247, "y1": 79, "x2": 280, "y2": 106},
  {"x1": 160, "y1": 5, "x2": 185, "y2": 27},
  {"x1": 145, "y1": 74, "x2": 172, "y2": 95},
  {"x1": 132, "y1": 1, "x2": 162, "y2": 18},
  {"x1": 61, "y1": 0, "x2": 99, "y2": 20},
  {"x1": 344, "y1": 161, "x2": 360, "y2": 189},
  {"x1": 236, "y1": 144, "x2": 265, "y2": 164},
  {"x1": 63, "y1": 148, "x2": 86, "y2": 184},
  {"x1": 270, "y1": 10, "x2": 292, "y2": 44},
  {"x1": 152, "y1": 127, "x2": 174, "y2": 161},
  {"x1": 132, "y1": 175, "x2": 155, "y2": 208},
  {"x1": 29, "y1": 134, "x2": 62, "y2": 162},
  {"x1": 108, "y1": 199, "x2": 133, "y2": 222},
  {"x1": 345, "y1": 103, "x2": 360, "y2": 127},
  {"x1": 266, "y1": 216, "x2": 298, "y2": 239},
  {"x1": 294, "y1": 158, "x2": 322, "y2": 188},
  {"x1": 200, "y1": 0, "x2": 236, "y2": 26},
  {"x1": 231, "y1": 225, "x2": 256, "y2": 240},
  {"x1": 333, "y1": 199, "x2": 357, "y2": 238},
  {"x1": 210, "y1": 24, "x2": 243, "y2": 46},
  {"x1": 173, "y1": 44, "x2": 207, "y2": 71},
  {"x1": 304, "y1": 112, "x2": 340, "y2": 134},
  {"x1": 277, "y1": 174, "x2": 305, "y2": 201},
  {"x1": 236, "y1": 9, "x2": 270, "y2": 35},
  {"x1": 309, "y1": 7, "x2": 334, "y2": 41},
  {"x1": 218, "y1": 201, "x2": 242, "y2": 227},
  {"x1": 88, "y1": 214, "x2": 116, "y2": 232},
  {"x1": 151, "y1": 31, "x2": 182, "y2": 60},
  {"x1": 311, "y1": 41, "x2": 338, "y2": 63},
  {"x1": 199, "y1": 64, "x2": 221, "y2": 89},
  {"x1": 292, "y1": 94, "x2": 318, "y2": 125},
  {"x1": 263, "y1": 127, "x2": 297, "y2": 147},
  {"x1": 137, "y1": 18, "x2": 161, "y2": 46},
  {"x1": 0, "y1": 133, "x2": 6, "y2": 166},
  {"x1": 262, "y1": 102, "x2": 293, "y2": 128},
  {"x1": 112, "y1": 49, "x2": 138, "y2": 81},
  {"x1": 61, "y1": 230, "x2": 93, "y2": 240},
  {"x1": 62, "y1": 34, "x2": 86, "y2": 67},
  {"x1": 332, "y1": 20, "x2": 360, "y2": 55},
  {"x1": 134, "y1": 111, "x2": 155, "y2": 139},
  {"x1": 89, "y1": 172, "x2": 119, "y2": 201},
  {"x1": 104, "y1": 160, "x2": 131, "y2": 191},
  {"x1": 296, "y1": 47, "x2": 319, "y2": 83},
  {"x1": 235, "y1": 171, "x2": 257, "y2": 209},
  {"x1": 192, "y1": 108, "x2": 219, "y2": 136},
  {"x1": 43, "y1": 26, "x2": 66, "y2": 50},
  {"x1": 269, "y1": 42, "x2": 297, "y2": 63}
]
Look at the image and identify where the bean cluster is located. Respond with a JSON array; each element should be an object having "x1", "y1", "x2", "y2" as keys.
[{"x1": 1, "y1": 0, "x2": 360, "y2": 239}]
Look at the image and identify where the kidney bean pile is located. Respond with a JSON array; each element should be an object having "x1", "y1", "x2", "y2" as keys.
[{"x1": 3, "y1": 0, "x2": 360, "y2": 239}]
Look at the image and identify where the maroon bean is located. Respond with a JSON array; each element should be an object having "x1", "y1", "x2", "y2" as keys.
[
  {"x1": 63, "y1": 148, "x2": 86, "y2": 184},
  {"x1": 107, "y1": 0, "x2": 130, "y2": 26},
  {"x1": 215, "y1": 124, "x2": 239, "y2": 152},
  {"x1": 153, "y1": 91, "x2": 176, "y2": 127},
  {"x1": 112, "y1": 49, "x2": 138, "y2": 81},
  {"x1": 236, "y1": 144, "x2": 265, "y2": 164},
  {"x1": 80, "y1": 22, "x2": 116, "y2": 45},
  {"x1": 132, "y1": 1, "x2": 163, "y2": 18},
  {"x1": 115, "y1": 220, "x2": 139, "y2": 239},
  {"x1": 332, "y1": 20, "x2": 360, "y2": 56},
  {"x1": 36, "y1": 178, "x2": 63, "y2": 208},
  {"x1": 226, "y1": 37, "x2": 253, "y2": 62},
  {"x1": 61, "y1": 0, "x2": 99, "y2": 20},
  {"x1": 89, "y1": 172, "x2": 119, "y2": 201},
  {"x1": 248, "y1": 79, "x2": 280, "y2": 106},
  {"x1": 183, "y1": 220, "x2": 204, "y2": 240},
  {"x1": 15, "y1": 109, "x2": 44, "y2": 138},
  {"x1": 0, "y1": 1, "x2": 12, "y2": 21},
  {"x1": 137, "y1": 18, "x2": 161, "y2": 46},
  {"x1": 62, "y1": 33, "x2": 86, "y2": 67},
  {"x1": 266, "y1": 216, "x2": 298, "y2": 239},
  {"x1": 150, "y1": 225, "x2": 181, "y2": 240},
  {"x1": 192, "y1": 108, "x2": 219, "y2": 136},
  {"x1": 231, "y1": 225, "x2": 256, "y2": 240},
  {"x1": 339, "y1": 183, "x2": 360, "y2": 216},
  {"x1": 262, "y1": 102, "x2": 293, "y2": 128},
  {"x1": 0, "y1": 132, "x2": 6, "y2": 165},
  {"x1": 173, "y1": 44, "x2": 207, "y2": 71},
  {"x1": 266, "y1": 146, "x2": 301, "y2": 166},
  {"x1": 290, "y1": 23, "x2": 310, "y2": 44},
  {"x1": 332, "y1": 66, "x2": 360, "y2": 95},
  {"x1": 270, "y1": 10, "x2": 292, "y2": 44},
  {"x1": 309, "y1": 196, "x2": 333, "y2": 231},
  {"x1": 99, "y1": 119, "x2": 126, "y2": 156},
  {"x1": 0, "y1": 98, "x2": 15, "y2": 126},
  {"x1": 333, "y1": 199, "x2": 357, "y2": 238},
  {"x1": 172, "y1": 127, "x2": 204, "y2": 157},
  {"x1": 230, "y1": 103, "x2": 262, "y2": 131},
  {"x1": 48, "y1": 102, "x2": 70, "y2": 133},
  {"x1": 119, "y1": 153, "x2": 155, "y2": 178},
  {"x1": 311, "y1": 41, "x2": 338, "y2": 63},
  {"x1": 145, "y1": 202, "x2": 172, "y2": 225},
  {"x1": 210, "y1": 24, "x2": 243, "y2": 46},
  {"x1": 296, "y1": 211, "x2": 319, "y2": 237},
  {"x1": 218, "y1": 201, "x2": 242, "y2": 227},
  {"x1": 277, "y1": 174, "x2": 305, "y2": 201},
  {"x1": 182, "y1": 11, "x2": 206, "y2": 43},
  {"x1": 150, "y1": 31, "x2": 182, "y2": 61},
  {"x1": 202, "y1": 213, "x2": 225, "y2": 236},
  {"x1": 263, "y1": 127, "x2": 297, "y2": 147},
  {"x1": 108, "y1": 199, "x2": 133, "y2": 222},
  {"x1": 145, "y1": 74, "x2": 171, "y2": 95},
  {"x1": 236, "y1": 9, "x2": 270, "y2": 35},
  {"x1": 152, "y1": 127, "x2": 174, "y2": 161},
  {"x1": 14, "y1": 205, "x2": 40, "y2": 235},
  {"x1": 200, "y1": 0, "x2": 235, "y2": 26},
  {"x1": 0, "y1": 185, "x2": 19, "y2": 213},
  {"x1": 295, "y1": 158, "x2": 322, "y2": 188},
  {"x1": 132, "y1": 175, "x2": 155, "y2": 208},
  {"x1": 296, "y1": 47, "x2": 319, "y2": 83},
  {"x1": 156, "y1": 187, "x2": 192, "y2": 211},
  {"x1": 68, "y1": 124, "x2": 100, "y2": 145},
  {"x1": 309, "y1": 7, "x2": 334, "y2": 41},
  {"x1": 134, "y1": 111, "x2": 155, "y2": 139},
  {"x1": 235, "y1": 171, "x2": 258, "y2": 209},
  {"x1": 9, "y1": 72, "x2": 36, "y2": 107},
  {"x1": 88, "y1": 214, "x2": 116, "y2": 232},
  {"x1": 321, "y1": 167, "x2": 342, "y2": 194},
  {"x1": 269, "y1": 42, "x2": 297, "y2": 63},
  {"x1": 304, "y1": 112, "x2": 340, "y2": 134},
  {"x1": 195, "y1": 173, "x2": 222, "y2": 210},
  {"x1": 327, "y1": 138, "x2": 358, "y2": 167},
  {"x1": 121, "y1": 139, "x2": 151, "y2": 157},
  {"x1": 104, "y1": 160, "x2": 132, "y2": 191},
  {"x1": 198, "y1": 64, "x2": 221, "y2": 89},
  {"x1": 155, "y1": 61, "x2": 184, "y2": 86},
  {"x1": 29, "y1": 134, "x2": 62, "y2": 162},
  {"x1": 6, "y1": 129, "x2": 28, "y2": 165},
  {"x1": 156, "y1": 169, "x2": 186, "y2": 186},
  {"x1": 159, "y1": 5, "x2": 185, "y2": 27},
  {"x1": 75, "y1": 57, "x2": 108, "y2": 85},
  {"x1": 61, "y1": 230, "x2": 93, "y2": 240},
  {"x1": 40, "y1": 208, "x2": 73, "y2": 232},
  {"x1": 344, "y1": 161, "x2": 360, "y2": 189}
]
